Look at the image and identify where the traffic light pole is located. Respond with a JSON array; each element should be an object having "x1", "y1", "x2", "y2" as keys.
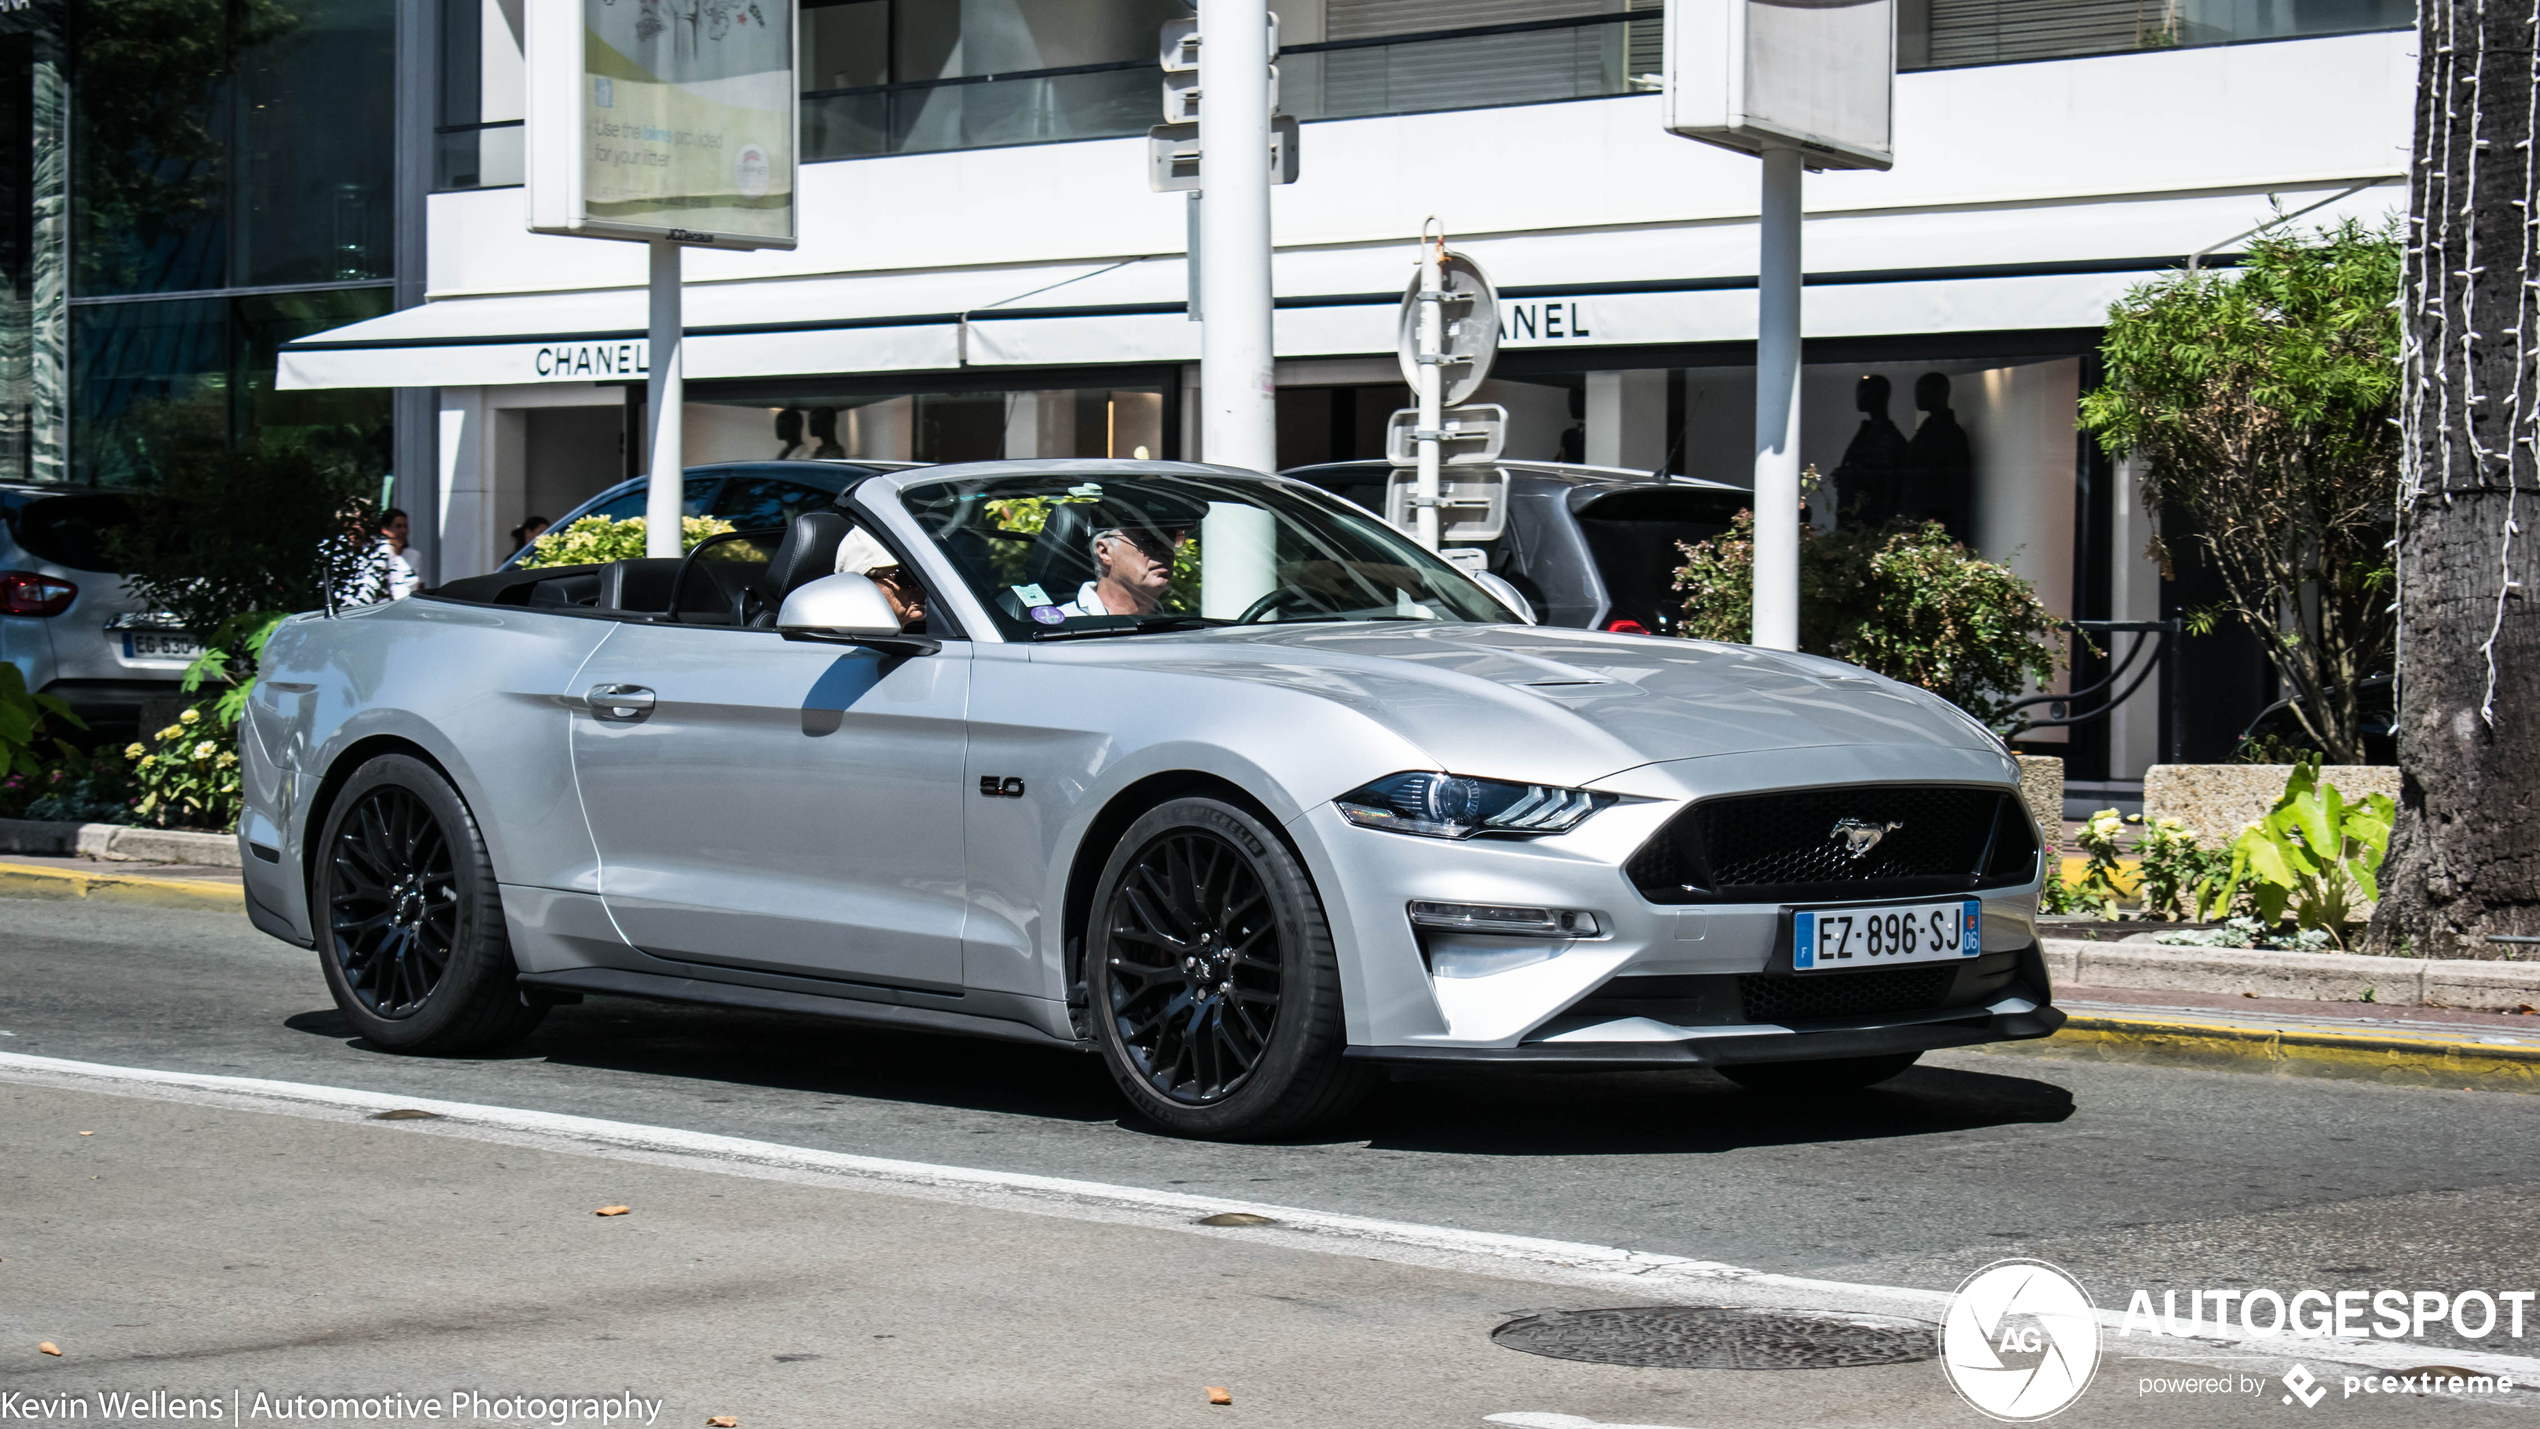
[
  {"x1": 1751, "y1": 145, "x2": 1802, "y2": 651},
  {"x1": 1197, "y1": 0, "x2": 1274, "y2": 475}
]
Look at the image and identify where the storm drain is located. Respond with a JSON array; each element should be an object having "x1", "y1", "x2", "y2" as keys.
[{"x1": 1489, "y1": 1306, "x2": 1936, "y2": 1370}]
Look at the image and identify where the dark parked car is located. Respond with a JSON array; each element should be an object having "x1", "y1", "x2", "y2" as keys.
[
  {"x1": 0, "y1": 483, "x2": 195, "y2": 735},
  {"x1": 499, "y1": 460, "x2": 925, "y2": 570},
  {"x1": 1278, "y1": 460, "x2": 1750, "y2": 633}
]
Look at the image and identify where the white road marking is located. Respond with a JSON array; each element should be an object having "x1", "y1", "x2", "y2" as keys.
[{"x1": 4, "y1": 1049, "x2": 2536, "y2": 1389}]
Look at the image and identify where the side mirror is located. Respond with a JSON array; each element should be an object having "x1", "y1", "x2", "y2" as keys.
[
  {"x1": 776, "y1": 573, "x2": 939, "y2": 656},
  {"x1": 1470, "y1": 571, "x2": 1537, "y2": 625}
]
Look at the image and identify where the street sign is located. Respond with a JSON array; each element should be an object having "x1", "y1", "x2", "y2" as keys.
[
  {"x1": 1382, "y1": 466, "x2": 1508, "y2": 544},
  {"x1": 1148, "y1": 114, "x2": 1298, "y2": 192},
  {"x1": 1384, "y1": 404, "x2": 1507, "y2": 467},
  {"x1": 1394, "y1": 251, "x2": 1499, "y2": 406},
  {"x1": 1662, "y1": 0, "x2": 1894, "y2": 171},
  {"x1": 1150, "y1": 12, "x2": 1295, "y2": 194}
]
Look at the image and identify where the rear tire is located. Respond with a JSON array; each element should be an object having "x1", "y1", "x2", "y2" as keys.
[
  {"x1": 312, "y1": 753, "x2": 544, "y2": 1054},
  {"x1": 1085, "y1": 796, "x2": 1371, "y2": 1140},
  {"x1": 1717, "y1": 1052, "x2": 1920, "y2": 1094}
]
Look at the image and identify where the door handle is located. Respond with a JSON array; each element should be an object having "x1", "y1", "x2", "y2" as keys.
[{"x1": 586, "y1": 684, "x2": 656, "y2": 722}]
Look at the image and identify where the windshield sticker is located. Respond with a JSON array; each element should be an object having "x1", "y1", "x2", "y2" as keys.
[
  {"x1": 1010, "y1": 583, "x2": 1051, "y2": 606},
  {"x1": 1066, "y1": 483, "x2": 1103, "y2": 498},
  {"x1": 1029, "y1": 605, "x2": 1067, "y2": 626}
]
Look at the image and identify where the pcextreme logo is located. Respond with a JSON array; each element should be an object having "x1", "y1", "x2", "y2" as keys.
[{"x1": 1940, "y1": 1259, "x2": 2104, "y2": 1421}]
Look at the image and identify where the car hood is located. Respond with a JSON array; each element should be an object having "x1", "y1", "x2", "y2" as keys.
[{"x1": 1032, "y1": 622, "x2": 2008, "y2": 788}]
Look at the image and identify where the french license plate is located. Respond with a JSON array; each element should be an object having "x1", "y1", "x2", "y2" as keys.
[
  {"x1": 123, "y1": 630, "x2": 202, "y2": 661},
  {"x1": 1793, "y1": 899, "x2": 1982, "y2": 971}
]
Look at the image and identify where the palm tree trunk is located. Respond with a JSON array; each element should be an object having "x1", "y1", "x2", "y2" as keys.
[{"x1": 2369, "y1": 0, "x2": 2540, "y2": 957}]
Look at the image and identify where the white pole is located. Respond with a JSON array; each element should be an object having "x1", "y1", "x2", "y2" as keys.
[
  {"x1": 1412, "y1": 236, "x2": 1443, "y2": 552},
  {"x1": 1186, "y1": 191, "x2": 1203, "y2": 323},
  {"x1": 1751, "y1": 145, "x2": 1802, "y2": 651},
  {"x1": 1198, "y1": 0, "x2": 1273, "y2": 475},
  {"x1": 644, "y1": 238, "x2": 685, "y2": 559}
]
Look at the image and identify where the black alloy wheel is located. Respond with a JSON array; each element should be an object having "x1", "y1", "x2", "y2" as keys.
[
  {"x1": 312, "y1": 753, "x2": 545, "y2": 1054},
  {"x1": 327, "y1": 785, "x2": 457, "y2": 1018},
  {"x1": 1104, "y1": 828, "x2": 1285, "y2": 1103},
  {"x1": 1086, "y1": 796, "x2": 1369, "y2": 1139}
]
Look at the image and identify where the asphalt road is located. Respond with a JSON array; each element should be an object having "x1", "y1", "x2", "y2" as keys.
[{"x1": 4, "y1": 896, "x2": 2539, "y2": 1426}]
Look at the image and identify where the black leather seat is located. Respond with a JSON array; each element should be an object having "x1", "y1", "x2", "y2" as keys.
[{"x1": 751, "y1": 510, "x2": 853, "y2": 625}]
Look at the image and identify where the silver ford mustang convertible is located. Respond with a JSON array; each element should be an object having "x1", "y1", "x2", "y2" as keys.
[{"x1": 237, "y1": 460, "x2": 2060, "y2": 1139}]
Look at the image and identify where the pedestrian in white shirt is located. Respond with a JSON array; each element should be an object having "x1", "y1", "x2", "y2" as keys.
[{"x1": 375, "y1": 508, "x2": 419, "y2": 601}]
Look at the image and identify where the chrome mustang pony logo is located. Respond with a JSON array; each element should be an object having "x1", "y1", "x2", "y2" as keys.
[{"x1": 1829, "y1": 817, "x2": 1904, "y2": 860}]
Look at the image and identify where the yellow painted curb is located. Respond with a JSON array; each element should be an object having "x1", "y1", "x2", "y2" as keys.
[
  {"x1": 0, "y1": 860, "x2": 244, "y2": 910},
  {"x1": 1981, "y1": 1010, "x2": 2540, "y2": 1090}
]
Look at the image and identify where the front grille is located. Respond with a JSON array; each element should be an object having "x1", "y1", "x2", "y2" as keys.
[
  {"x1": 1739, "y1": 965, "x2": 1957, "y2": 1024},
  {"x1": 1626, "y1": 784, "x2": 2037, "y2": 904}
]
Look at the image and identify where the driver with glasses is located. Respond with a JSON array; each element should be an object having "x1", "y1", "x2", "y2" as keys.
[{"x1": 1059, "y1": 522, "x2": 1187, "y2": 618}]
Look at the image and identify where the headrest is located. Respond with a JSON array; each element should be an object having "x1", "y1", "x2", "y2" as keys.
[{"x1": 764, "y1": 510, "x2": 853, "y2": 600}]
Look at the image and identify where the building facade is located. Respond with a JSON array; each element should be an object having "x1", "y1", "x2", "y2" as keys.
[{"x1": 24, "y1": 0, "x2": 2418, "y2": 790}]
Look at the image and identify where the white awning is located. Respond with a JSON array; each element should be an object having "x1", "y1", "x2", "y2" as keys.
[{"x1": 278, "y1": 180, "x2": 2401, "y2": 390}]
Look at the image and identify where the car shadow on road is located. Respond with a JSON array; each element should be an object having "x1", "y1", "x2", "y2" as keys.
[
  {"x1": 283, "y1": 1000, "x2": 2075, "y2": 1153},
  {"x1": 1352, "y1": 1063, "x2": 2077, "y2": 1156},
  {"x1": 288, "y1": 997, "x2": 1126, "y2": 1122}
]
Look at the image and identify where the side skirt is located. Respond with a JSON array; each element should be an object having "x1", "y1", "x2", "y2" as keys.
[{"x1": 514, "y1": 966, "x2": 1092, "y2": 1053}]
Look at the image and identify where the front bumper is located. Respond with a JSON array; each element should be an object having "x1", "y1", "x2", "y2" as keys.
[
  {"x1": 1294, "y1": 743, "x2": 2056, "y2": 1059},
  {"x1": 1345, "y1": 973, "x2": 2064, "y2": 1069}
]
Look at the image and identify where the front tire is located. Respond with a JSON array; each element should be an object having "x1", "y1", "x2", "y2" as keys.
[
  {"x1": 1717, "y1": 1052, "x2": 1921, "y2": 1094},
  {"x1": 1085, "y1": 796, "x2": 1369, "y2": 1140},
  {"x1": 312, "y1": 753, "x2": 544, "y2": 1054}
]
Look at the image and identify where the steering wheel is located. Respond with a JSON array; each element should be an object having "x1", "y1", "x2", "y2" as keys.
[{"x1": 1235, "y1": 582, "x2": 1344, "y2": 624}]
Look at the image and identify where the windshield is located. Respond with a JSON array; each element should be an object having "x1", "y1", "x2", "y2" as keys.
[{"x1": 895, "y1": 469, "x2": 1511, "y2": 639}]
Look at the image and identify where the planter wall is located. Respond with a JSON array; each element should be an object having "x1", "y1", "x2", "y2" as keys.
[
  {"x1": 2015, "y1": 755, "x2": 2063, "y2": 843},
  {"x1": 0, "y1": 817, "x2": 242, "y2": 868},
  {"x1": 2142, "y1": 764, "x2": 2399, "y2": 841}
]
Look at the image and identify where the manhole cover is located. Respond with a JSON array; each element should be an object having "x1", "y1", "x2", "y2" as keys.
[{"x1": 1490, "y1": 1306, "x2": 1937, "y2": 1370}]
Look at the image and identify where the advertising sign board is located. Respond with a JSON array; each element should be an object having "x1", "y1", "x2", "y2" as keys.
[
  {"x1": 526, "y1": 0, "x2": 799, "y2": 249},
  {"x1": 1662, "y1": 0, "x2": 1893, "y2": 171}
]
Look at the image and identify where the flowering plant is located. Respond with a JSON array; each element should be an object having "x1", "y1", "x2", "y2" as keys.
[{"x1": 128, "y1": 704, "x2": 242, "y2": 831}]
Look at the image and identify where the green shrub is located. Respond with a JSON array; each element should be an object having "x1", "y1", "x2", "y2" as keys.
[
  {"x1": 0, "y1": 660, "x2": 82, "y2": 790},
  {"x1": 517, "y1": 515, "x2": 737, "y2": 569},
  {"x1": 1674, "y1": 512, "x2": 2064, "y2": 725},
  {"x1": 19, "y1": 748, "x2": 138, "y2": 824},
  {"x1": 2198, "y1": 759, "x2": 2393, "y2": 946},
  {"x1": 2135, "y1": 815, "x2": 2233, "y2": 922}
]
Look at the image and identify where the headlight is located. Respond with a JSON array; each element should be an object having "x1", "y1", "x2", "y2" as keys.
[{"x1": 1334, "y1": 771, "x2": 1606, "y2": 839}]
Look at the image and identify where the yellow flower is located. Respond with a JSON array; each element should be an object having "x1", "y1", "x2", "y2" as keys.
[
  {"x1": 179, "y1": 707, "x2": 200, "y2": 724},
  {"x1": 156, "y1": 725, "x2": 183, "y2": 741},
  {"x1": 123, "y1": 743, "x2": 145, "y2": 760},
  {"x1": 192, "y1": 740, "x2": 218, "y2": 760},
  {"x1": 136, "y1": 755, "x2": 156, "y2": 770},
  {"x1": 215, "y1": 751, "x2": 238, "y2": 768}
]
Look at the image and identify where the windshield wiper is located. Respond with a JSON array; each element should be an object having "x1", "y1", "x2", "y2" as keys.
[
  {"x1": 1031, "y1": 614, "x2": 1231, "y2": 641},
  {"x1": 1224, "y1": 613, "x2": 1440, "y2": 628}
]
